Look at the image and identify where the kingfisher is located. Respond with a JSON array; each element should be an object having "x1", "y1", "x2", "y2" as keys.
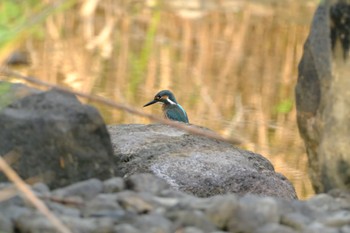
[{"x1": 143, "y1": 90, "x2": 189, "y2": 123}]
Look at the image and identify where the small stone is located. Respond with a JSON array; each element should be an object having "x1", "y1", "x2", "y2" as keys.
[
  {"x1": 103, "y1": 177, "x2": 125, "y2": 193},
  {"x1": 304, "y1": 222, "x2": 339, "y2": 233},
  {"x1": 16, "y1": 212, "x2": 115, "y2": 233},
  {"x1": 341, "y1": 225, "x2": 350, "y2": 233},
  {"x1": 205, "y1": 194, "x2": 239, "y2": 230},
  {"x1": 82, "y1": 193, "x2": 122, "y2": 217},
  {"x1": 151, "y1": 196, "x2": 179, "y2": 208},
  {"x1": 52, "y1": 178, "x2": 103, "y2": 200},
  {"x1": 228, "y1": 195, "x2": 280, "y2": 233},
  {"x1": 15, "y1": 212, "x2": 57, "y2": 232},
  {"x1": 46, "y1": 201, "x2": 80, "y2": 217},
  {"x1": 0, "y1": 212, "x2": 12, "y2": 233},
  {"x1": 280, "y1": 212, "x2": 311, "y2": 231},
  {"x1": 182, "y1": 226, "x2": 204, "y2": 233},
  {"x1": 31, "y1": 182, "x2": 50, "y2": 195},
  {"x1": 133, "y1": 214, "x2": 173, "y2": 233},
  {"x1": 125, "y1": 173, "x2": 170, "y2": 194},
  {"x1": 166, "y1": 210, "x2": 216, "y2": 232},
  {"x1": 159, "y1": 189, "x2": 191, "y2": 198},
  {"x1": 253, "y1": 223, "x2": 297, "y2": 233},
  {"x1": 117, "y1": 191, "x2": 155, "y2": 214},
  {"x1": 0, "y1": 183, "x2": 23, "y2": 207},
  {"x1": 1, "y1": 205, "x2": 33, "y2": 220},
  {"x1": 307, "y1": 194, "x2": 339, "y2": 211},
  {"x1": 61, "y1": 216, "x2": 115, "y2": 233},
  {"x1": 321, "y1": 211, "x2": 350, "y2": 227},
  {"x1": 177, "y1": 196, "x2": 214, "y2": 211},
  {"x1": 114, "y1": 224, "x2": 140, "y2": 233}
]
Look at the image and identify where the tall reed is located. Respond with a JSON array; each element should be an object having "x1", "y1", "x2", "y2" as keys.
[{"x1": 3, "y1": 0, "x2": 317, "y2": 198}]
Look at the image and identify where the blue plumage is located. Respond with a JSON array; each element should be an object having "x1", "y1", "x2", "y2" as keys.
[{"x1": 143, "y1": 90, "x2": 189, "y2": 123}]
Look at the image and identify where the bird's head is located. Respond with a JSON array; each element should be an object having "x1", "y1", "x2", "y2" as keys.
[{"x1": 143, "y1": 90, "x2": 178, "y2": 107}]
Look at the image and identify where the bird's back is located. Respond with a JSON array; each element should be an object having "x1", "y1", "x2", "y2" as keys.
[{"x1": 163, "y1": 104, "x2": 189, "y2": 123}]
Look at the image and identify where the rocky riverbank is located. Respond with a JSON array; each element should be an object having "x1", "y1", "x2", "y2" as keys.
[{"x1": 1, "y1": 173, "x2": 350, "y2": 233}]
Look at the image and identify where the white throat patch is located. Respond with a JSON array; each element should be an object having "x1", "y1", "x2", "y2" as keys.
[{"x1": 166, "y1": 98, "x2": 176, "y2": 105}]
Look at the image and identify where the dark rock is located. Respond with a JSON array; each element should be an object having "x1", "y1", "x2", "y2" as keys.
[
  {"x1": 0, "y1": 82, "x2": 39, "y2": 111},
  {"x1": 103, "y1": 177, "x2": 125, "y2": 193},
  {"x1": 295, "y1": 0, "x2": 350, "y2": 193},
  {"x1": 4, "y1": 51, "x2": 31, "y2": 66},
  {"x1": 52, "y1": 178, "x2": 103, "y2": 200},
  {"x1": 0, "y1": 88, "x2": 118, "y2": 188},
  {"x1": 125, "y1": 173, "x2": 171, "y2": 194},
  {"x1": 108, "y1": 124, "x2": 297, "y2": 199}
]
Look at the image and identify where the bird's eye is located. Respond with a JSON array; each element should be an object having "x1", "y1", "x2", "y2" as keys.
[{"x1": 155, "y1": 96, "x2": 160, "y2": 100}]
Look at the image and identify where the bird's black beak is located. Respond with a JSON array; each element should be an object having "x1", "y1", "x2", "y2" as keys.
[{"x1": 143, "y1": 99, "x2": 158, "y2": 107}]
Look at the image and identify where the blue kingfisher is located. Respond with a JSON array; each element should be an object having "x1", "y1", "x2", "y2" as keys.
[{"x1": 143, "y1": 90, "x2": 189, "y2": 123}]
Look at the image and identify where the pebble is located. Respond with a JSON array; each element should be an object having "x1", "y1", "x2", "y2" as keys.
[
  {"x1": 52, "y1": 178, "x2": 103, "y2": 200},
  {"x1": 103, "y1": 177, "x2": 125, "y2": 193}
]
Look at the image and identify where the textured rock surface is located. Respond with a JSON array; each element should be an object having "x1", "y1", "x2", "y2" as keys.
[
  {"x1": 108, "y1": 124, "x2": 297, "y2": 199},
  {"x1": 1, "y1": 174, "x2": 350, "y2": 233},
  {"x1": 295, "y1": 0, "x2": 350, "y2": 193},
  {"x1": 0, "y1": 87, "x2": 118, "y2": 188}
]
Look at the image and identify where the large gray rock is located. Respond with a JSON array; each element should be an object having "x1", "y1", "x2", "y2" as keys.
[
  {"x1": 0, "y1": 86, "x2": 119, "y2": 188},
  {"x1": 295, "y1": 0, "x2": 350, "y2": 193},
  {"x1": 108, "y1": 124, "x2": 297, "y2": 199}
]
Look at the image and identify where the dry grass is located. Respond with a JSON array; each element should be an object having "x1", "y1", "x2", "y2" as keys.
[{"x1": 3, "y1": 0, "x2": 317, "y2": 198}]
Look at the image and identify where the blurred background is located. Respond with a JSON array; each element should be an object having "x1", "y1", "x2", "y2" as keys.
[{"x1": 0, "y1": 0, "x2": 318, "y2": 199}]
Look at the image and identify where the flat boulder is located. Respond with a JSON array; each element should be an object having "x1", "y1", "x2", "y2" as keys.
[{"x1": 108, "y1": 124, "x2": 297, "y2": 199}]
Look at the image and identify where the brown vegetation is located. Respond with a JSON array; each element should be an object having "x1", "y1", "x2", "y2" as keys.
[{"x1": 4, "y1": 0, "x2": 317, "y2": 198}]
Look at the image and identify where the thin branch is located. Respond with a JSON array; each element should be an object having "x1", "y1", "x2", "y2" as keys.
[{"x1": 0, "y1": 67, "x2": 244, "y2": 145}]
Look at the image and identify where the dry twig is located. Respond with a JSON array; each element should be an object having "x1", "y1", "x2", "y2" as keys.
[{"x1": 0, "y1": 66, "x2": 244, "y2": 145}]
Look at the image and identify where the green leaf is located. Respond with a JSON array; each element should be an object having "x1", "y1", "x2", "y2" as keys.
[
  {"x1": 275, "y1": 99, "x2": 293, "y2": 114},
  {"x1": 0, "y1": 82, "x2": 13, "y2": 111}
]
